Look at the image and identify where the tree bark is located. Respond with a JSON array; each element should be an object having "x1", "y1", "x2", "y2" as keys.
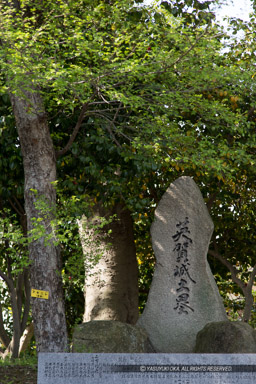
[
  {"x1": 0, "y1": 263, "x2": 21, "y2": 358},
  {"x1": 19, "y1": 322, "x2": 34, "y2": 355},
  {"x1": 78, "y1": 203, "x2": 139, "y2": 325},
  {"x1": 8, "y1": 277, "x2": 21, "y2": 358},
  {"x1": 0, "y1": 301, "x2": 10, "y2": 349},
  {"x1": 243, "y1": 264, "x2": 256, "y2": 323},
  {"x1": 243, "y1": 292, "x2": 254, "y2": 323},
  {"x1": 9, "y1": 89, "x2": 68, "y2": 352}
]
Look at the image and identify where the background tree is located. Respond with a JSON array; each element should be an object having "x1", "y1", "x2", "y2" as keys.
[
  {"x1": 206, "y1": 5, "x2": 256, "y2": 323},
  {"x1": 0, "y1": 95, "x2": 32, "y2": 358}
]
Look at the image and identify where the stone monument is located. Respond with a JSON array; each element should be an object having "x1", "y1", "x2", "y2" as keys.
[
  {"x1": 137, "y1": 176, "x2": 227, "y2": 352},
  {"x1": 38, "y1": 353, "x2": 256, "y2": 384}
]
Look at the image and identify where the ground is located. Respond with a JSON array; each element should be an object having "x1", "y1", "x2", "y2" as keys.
[{"x1": 0, "y1": 365, "x2": 37, "y2": 384}]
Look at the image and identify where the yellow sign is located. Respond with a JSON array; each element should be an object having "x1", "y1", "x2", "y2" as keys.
[{"x1": 31, "y1": 289, "x2": 49, "y2": 300}]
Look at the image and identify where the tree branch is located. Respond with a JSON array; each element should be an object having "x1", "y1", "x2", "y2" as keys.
[
  {"x1": 0, "y1": 268, "x2": 12, "y2": 289},
  {"x1": 8, "y1": 197, "x2": 23, "y2": 217},
  {"x1": 7, "y1": 255, "x2": 12, "y2": 281},
  {"x1": 171, "y1": 27, "x2": 210, "y2": 68},
  {"x1": 208, "y1": 240, "x2": 246, "y2": 294},
  {"x1": 8, "y1": 278, "x2": 21, "y2": 358},
  {"x1": 0, "y1": 267, "x2": 21, "y2": 358},
  {"x1": 13, "y1": 195, "x2": 25, "y2": 215},
  {"x1": 206, "y1": 191, "x2": 218, "y2": 211},
  {"x1": 90, "y1": 111, "x2": 122, "y2": 148},
  {"x1": 247, "y1": 263, "x2": 256, "y2": 292},
  {"x1": 16, "y1": 272, "x2": 24, "y2": 323},
  {"x1": 56, "y1": 90, "x2": 97, "y2": 158},
  {"x1": 20, "y1": 268, "x2": 31, "y2": 334}
]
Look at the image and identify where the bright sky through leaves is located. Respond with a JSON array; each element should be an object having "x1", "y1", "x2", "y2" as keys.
[
  {"x1": 214, "y1": 0, "x2": 253, "y2": 21},
  {"x1": 144, "y1": 0, "x2": 253, "y2": 22}
]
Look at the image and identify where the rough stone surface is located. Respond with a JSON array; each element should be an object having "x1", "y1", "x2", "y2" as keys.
[
  {"x1": 195, "y1": 321, "x2": 256, "y2": 353},
  {"x1": 72, "y1": 320, "x2": 155, "y2": 353},
  {"x1": 137, "y1": 176, "x2": 227, "y2": 353}
]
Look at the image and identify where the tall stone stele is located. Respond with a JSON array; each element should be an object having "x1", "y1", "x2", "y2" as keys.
[{"x1": 137, "y1": 176, "x2": 227, "y2": 353}]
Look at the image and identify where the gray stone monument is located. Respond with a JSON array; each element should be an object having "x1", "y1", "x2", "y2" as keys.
[{"x1": 137, "y1": 176, "x2": 227, "y2": 352}]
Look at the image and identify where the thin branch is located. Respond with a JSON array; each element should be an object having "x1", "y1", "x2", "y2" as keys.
[
  {"x1": 7, "y1": 256, "x2": 12, "y2": 281},
  {"x1": 171, "y1": 28, "x2": 210, "y2": 68},
  {"x1": 16, "y1": 272, "x2": 24, "y2": 323},
  {"x1": 113, "y1": 102, "x2": 122, "y2": 124},
  {"x1": 117, "y1": 130, "x2": 132, "y2": 142},
  {"x1": 90, "y1": 111, "x2": 122, "y2": 148},
  {"x1": 8, "y1": 198, "x2": 23, "y2": 217},
  {"x1": 8, "y1": 198, "x2": 21, "y2": 215},
  {"x1": 0, "y1": 265, "x2": 21, "y2": 358},
  {"x1": 88, "y1": 100, "x2": 120, "y2": 105},
  {"x1": 9, "y1": 282, "x2": 21, "y2": 358},
  {"x1": 208, "y1": 240, "x2": 246, "y2": 293},
  {"x1": 247, "y1": 263, "x2": 256, "y2": 292},
  {"x1": 86, "y1": 106, "x2": 128, "y2": 114},
  {"x1": 0, "y1": 268, "x2": 12, "y2": 289},
  {"x1": 98, "y1": 91, "x2": 111, "y2": 104},
  {"x1": 206, "y1": 191, "x2": 219, "y2": 211},
  {"x1": 55, "y1": 103, "x2": 88, "y2": 158},
  {"x1": 13, "y1": 196, "x2": 25, "y2": 215},
  {"x1": 56, "y1": 90, "x2": 98, "y2": 158},
  {"x1": 20, "y1": 269, "x2": 31, "y2": 334}
]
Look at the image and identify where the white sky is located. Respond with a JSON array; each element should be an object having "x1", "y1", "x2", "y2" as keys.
[
  {"x1": 213, "y1": 0, "x2": 253, "y2": 22},
  {"x1": 144, "y1": 0, "x2": 253, "y2": 22}
]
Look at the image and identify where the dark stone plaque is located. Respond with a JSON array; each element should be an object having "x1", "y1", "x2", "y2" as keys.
[{"x1": 38, "y1": 353, "x2": 256, "y2": 384}]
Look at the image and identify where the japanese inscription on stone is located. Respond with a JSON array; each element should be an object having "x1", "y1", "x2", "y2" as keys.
[
  {"x1": 172, "y1": 217, "x2": 196, "y2": 314},
  {"x1": 137, "y1": 177, "x2": 227, "y2": 352},
  {"x1": 38, "y1": 353, "x2": 256, "y2": 384}
]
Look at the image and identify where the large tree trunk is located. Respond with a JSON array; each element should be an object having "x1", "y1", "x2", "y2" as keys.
[
  {"x1": 78, "y1": 203, "x2": 139, "y2": 325},
  {"x1": 9, "y1": 89, "x2": 68, "y2": 352}
]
